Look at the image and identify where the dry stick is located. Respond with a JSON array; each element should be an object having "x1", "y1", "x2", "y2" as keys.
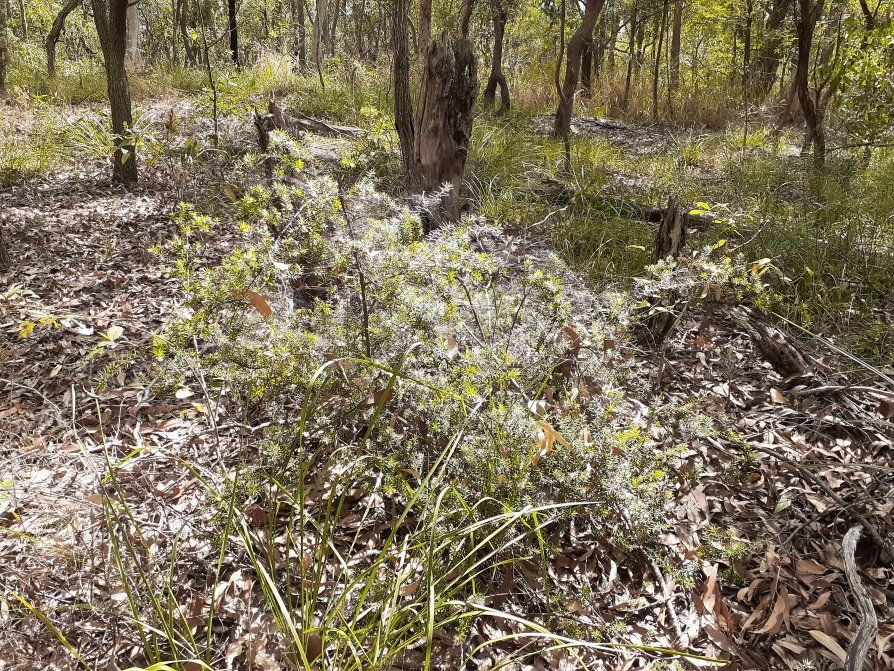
[
  {"x1": 842, "y1": 526, "x2": 879, "y2": 671},
  {"x1": 643, "y1": 551, "x2": 684, "y2": 644},
  {"x1": 335, "y1": 182, "x2": 371, "y2": 358},
  {"x1": 750, "y1": 443, "x2": 894, "y2": 561}
]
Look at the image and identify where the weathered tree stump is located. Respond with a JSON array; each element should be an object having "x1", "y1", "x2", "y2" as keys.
[
  {"x1": 653, "y1": 194, "x2": 687, "y2": 262},
  {"x1": 641, "y1": 195, "x2": 688, "y2": 343},
  {"x1": 414, "y1": 30, "x2": 477, "y2": 224}
]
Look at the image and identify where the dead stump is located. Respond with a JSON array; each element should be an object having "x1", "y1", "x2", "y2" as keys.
[
  {"x1": 653, "y1": 194, "x2": 687, "y2": 262},
  {"x1": 414, "y1": 31, "x2": 477, "y2": 224},
  {"x1": 642, "y1": 195, "x2": 688, "y2": 343}
]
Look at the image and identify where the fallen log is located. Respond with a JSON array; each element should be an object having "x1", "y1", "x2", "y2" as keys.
[
  {"x1": 291, "y1": 113, "x2": 362, "y2": 138},
  {"x1": 731, "y1": 306, "x2": 811, "y2": 378}
]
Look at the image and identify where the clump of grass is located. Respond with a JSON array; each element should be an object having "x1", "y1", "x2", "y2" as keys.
[{"x1": 0, "y1": 110, "x2": 69, "y2": 186}]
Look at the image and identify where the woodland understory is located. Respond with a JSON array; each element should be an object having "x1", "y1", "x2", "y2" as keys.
[{"x1": 1, "y1": 0, "x2": 894, "y2": 669}]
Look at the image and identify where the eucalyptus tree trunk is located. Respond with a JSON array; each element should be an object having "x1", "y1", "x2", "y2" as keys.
[
  {"x1": 795, "y1": 0, "x2": 826, "y2": 166},
  {"x1": 651, "y1": 0, "x2": 668, "y2": 119},
  {"x1": 623, "y1": 9, "x2": 637, "y2": 108},
  {"x1": 0, "y1": 0, "x2": 8, "y2": 94},
  {"x1": 458, "y1": 0, "x2": 475, "y2": 37},
  {"x1": 418, "y1": 0, "x2": 432, "y2": 53},
  {"x1": 354, "y1": 0, "x2": 365, "y2": 58},
  {"x1": 555, "y1": 0, "x2": 606, "y2": 139},
  {"x1": 91, "y1": 0, "x2": 138, "y2": 184},
  {"x1": 171, "y1": 0, "x2": 180, "y2": 64},
  {"x1": 125, "y1": 0, "x2": 141, "y2": 64},
  {"x1": 415, "y1": 31, "x2": 477, "y2": 221},
  {"x1": 392, "y1": 0, "x2": 417, "y2": 184},
  {"x1": 742, "y1": 0, "x2": 753, "y2": 92},
  {"x1": 228, "y1": 0, "x2": 240, "y2": 66},
  {"x1": 46, "y1": 0, "x2": 83, "y2": 76},
  {"x1": 483, "y1": 0, "x2": 511, "y2": 111},
  {"x1": 670, "y1": 0, "x2": 683, "y2": 91},
  {"x1": 294, "y1": 0, "x2": 307, "y2": 67},
  {"x1": 17, "y1": 0, "x2": 27, "y2": 40},
  {"x1": 328, "y1": 0, "x2": 340, "y2": 55},
  {"x1": 748, "y1": 0, "x2": 791, "y2": 98},
  {"x1": 312, "y1": 0, "x2": 328, "y2": 69},
  {"x1": 581, "y1": 42, "x2": 593, "y2": 96}
]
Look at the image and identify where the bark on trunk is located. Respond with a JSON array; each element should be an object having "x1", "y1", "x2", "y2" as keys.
[
  {"x1": 554, "y1": 0, "x2": 606, "y2": 139},
  {"x1": 747, "y1": 0, "x2": 792, "y2": 99},
  {"x1": 669, "y1": 0, "x2": 682, "y2": 91},
  {"x1": 483, "y1": 0, "x2": 510, "y2": 111},
  {"x1": 179, "y1": 0, "x2": 196, "y2": 65},
  {"x1": 458, "y1": 0, "x2": 475, "y2": 38},
  {"x1": 172, "y1": 0, "x2": 180, "y2": 64},
  {"x1": 418, "y1": 0, "x2": 432, "y2": 55},
  {"x1": 742, "y1": 0, "x2": 753, "y2": 92},
  {"x1": 126, "y1": 0, "x2": 141, "y2": 65},
  {"x1": 312, "y1": 0, "x2": 328, "y2": 69},
  {"x1": 0, "y1": 0, "x2": 7, "y2": 94},
  {"x1": 654, "y1": 195, "x2": 686, "y2": 261},
  {"x1": 353, "y1": 0, "x2": 365, "y2": 58},
  {"x1": 294, "y1": 0, "x2": 307, "y2": 67},
  {"x1": 392, "y1": 0, "x2": 417, "y2": 184},
  {"x1": 623, "y1": 9, "x2": 637, "y2": 109},
  {"x1": 46, "y1": 0, "x2": 82, "y2": 76},
  {"x1": 651, "y1": 0, "x2": 668, "y2": 120},
  {"x1": 328, "y1": 0, "x2": 340, "y2": 56},
  {"x1": 92, "y1": 0, "x2": 138, "y2": 184},
  {"x1": 17, "y1": 0, "x2": 27, "y2": 40},
  {"x1": 415, "y1": 31, "x2": 477, "y2": 221},
  {"x1": 581, "y1": 42, "x2": 593, "y2": 96},
  {"x1": 227, "y1": 0, "x2": 239, "y2": 67},
  {"x1": 796, "y1": 0, "x2": 825, "y2": 166}
]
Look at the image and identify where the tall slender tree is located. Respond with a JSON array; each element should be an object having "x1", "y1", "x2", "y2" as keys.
[
  {"x1": 47, "y1": 0, "x2": 83, "y2": 76},
  {"x1": 294, "y1": 0, "x2": 307, "y2": 67},
  {"x1": 555, "y1": 0, "x2": 607, "y2": 141},
  {"x1": 483, "y1": 0, "x2": 511, "y2": 111},
  {"x1": 670, "y1": 0, "x2": 683, "y2": 91},
  {"x1": 228, "y1": 0, "x2": 240, "y2": 66},
  {"x1": 126, "y1": 0, "x2": 141, "y2": 64},
  {"x1": 0, "y1": 0, "x2": 8, "y2": 94},
  {"x1": 652, "y1": 0, "x2": 669, "y2": 119},
  {"x1": 795, "y1": 0, "x2": 826, "y2": 165},
  {"x1": 92, "y1": 0, "x2": 138, "y2": 184},
  {"x1": 419, "y1": 0, "x2": 433, "y2": 53},
  {"x1": 392, "y1": 0, "x2": 417, "y2": 183}
]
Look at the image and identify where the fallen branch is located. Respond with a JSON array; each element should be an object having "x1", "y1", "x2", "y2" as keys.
[
  {"x1": 291, "y1": 113, "x2": 363, "y2": 138},
  {"x1": 842, "y1": 526, "x2": 878, "y2": 671}
]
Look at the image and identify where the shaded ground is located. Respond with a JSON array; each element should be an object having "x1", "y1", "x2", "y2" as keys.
[{"x1": 1, "y1": 105, "x2": 893, "y2": 670}]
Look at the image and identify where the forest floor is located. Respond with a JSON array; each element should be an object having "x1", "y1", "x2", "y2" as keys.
[{"x1": 1, "y1": 98, "x2": 894, "y2": 670}]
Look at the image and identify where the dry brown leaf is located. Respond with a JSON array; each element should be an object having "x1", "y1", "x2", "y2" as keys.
[
  {"x1": 808, "y1": 629, "x2": 846, "y2": 664},
  {"x1": 241, "y1": 289, "x2": 273, "y2": 318},
  {"x1": 770, "y1": 388, "x2": 788, "y2": 405}
]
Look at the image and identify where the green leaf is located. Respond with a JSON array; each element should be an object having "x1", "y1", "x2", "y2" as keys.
[
  {"x1": 105, "y1": 325, "x2": 124, "y2": 341},
  {"x1": 773, "y1": 497, "x2": 792, "y2": 514}
]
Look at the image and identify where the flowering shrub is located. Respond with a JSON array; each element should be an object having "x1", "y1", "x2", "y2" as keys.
[{"x1": 154, "y1": 158, "x2": 729, "y2": 548}]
